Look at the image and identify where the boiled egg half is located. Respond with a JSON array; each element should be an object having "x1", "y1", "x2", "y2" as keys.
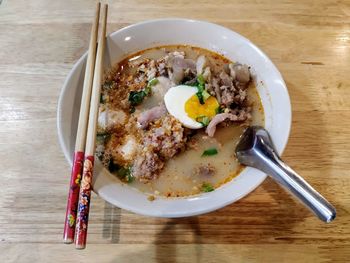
[{"x1": 164, "y1": 85, "x2": 219, "y2": 129}]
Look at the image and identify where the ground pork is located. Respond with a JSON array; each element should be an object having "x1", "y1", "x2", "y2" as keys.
[
  {"x1": 132, "y1": 150, "x2": 164, "y2": 183},
  {"x1": 208, "y1": 63, "x2": 251, "y2": 109},
  {"x1": 194, "y1": 164, "x2": 216, "y2": 177},
  {"x1": 132, "y1": 115, "x2": 187, "y2": 182}
]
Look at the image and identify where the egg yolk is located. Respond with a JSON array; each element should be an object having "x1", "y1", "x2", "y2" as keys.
[{"x1": 185, "y1": 95, "x2": 219, "y2": 120}]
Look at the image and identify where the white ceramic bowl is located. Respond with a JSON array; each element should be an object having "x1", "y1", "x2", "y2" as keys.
[{"x1": 57, "y1": 19, "x2": 291, "y2": 218}]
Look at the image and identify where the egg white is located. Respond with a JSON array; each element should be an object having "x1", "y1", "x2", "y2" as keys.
[{"x1": 164, "y1": 85, "x2": 203, "y2": 129}]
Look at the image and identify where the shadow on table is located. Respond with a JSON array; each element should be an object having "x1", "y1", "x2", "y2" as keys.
[
  {"x1": 103, "y1": 82, "x2": 337, "y2": 262},
  {"x1": 151, "y1": 177, "x2": 311, "y2": 262},
  {"x1": 102, "y1": 201, "x2": 121, "y2": 243},
  {"x1": 281, "y1": 80, "x2": 335, "y2": 207},
  {"x1": 153, "y1": 82, "x2": 336, "y2": 261},
  {"x1": 155, "y1": 217, "x2": 202, "y2": 263}
]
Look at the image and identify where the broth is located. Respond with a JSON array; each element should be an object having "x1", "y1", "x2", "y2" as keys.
[{"x1": 98, "y1": 45, "x2": 264, "y2": 198}]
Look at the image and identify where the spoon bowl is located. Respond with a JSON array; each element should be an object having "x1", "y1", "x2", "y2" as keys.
[{"x1": 235, "y1": 126, "x2": 336, "y2": 223}]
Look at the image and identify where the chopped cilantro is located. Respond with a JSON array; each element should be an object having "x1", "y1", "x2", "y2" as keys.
[
  {"x1": 197, "y1": 83, "x2": 204, "y2": 93},
  {"x1": 193, "y1": 75, "x2": 207, "y2": 105},
  {"x1": 128, "y1": 90, "x2": 146, "y2": 106},
  {"x1": 116, "y1": 166, "x2": 130, "y2": 179},
  {"x1": 202, "y1": 148, "x2": 218, "y2": 157},
  {"x1": 108, "y1": 163, "x2": 134, "y2": 184},
  {"x1": 118, "y1": 166, "x2": 135, "y2": 183},
  {"x1": 117, "y1": 166, "x2": 134, "y2": 183},
  {"x1": 148, "y1": 78, "x2": 159, "y2": 87},
  {"x1": 183, "y1": 74, "x2": 209, "y2": 105},
  {"x1": 197, "y1": 74, "x2": 205, "y2": 85},
  {"x1": 216, "y1": 106, "x2": 224, "y2": 114},
  {"x1": 202, "y1": 182, "x2": 214, "y2": 192},
  {"x1": 126, "y1": 173, "x2": 135, "y2": 183},
  {"x1": 196, "y1": 91, "x2": 205, "y2": 104},
  {"x1": 196, "y1": 116, "x2": 210, "y2": 126},
  {"x1": 128, "y1": 78, "x2": 158, "y2": 108},
  {"x1": 202, "y1": 90, "x2": 210, "y2": 101},
  {"x1": 144, "y1": 86, "x2": 151, "y2": 96}
]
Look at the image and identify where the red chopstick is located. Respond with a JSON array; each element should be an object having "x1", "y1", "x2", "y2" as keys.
[
  {"x1": 74, "y1": 4, "x2": 108, "y2": 250},
  {"x1": 63, "y1": 2, "x2": 101, "y2": 244}
]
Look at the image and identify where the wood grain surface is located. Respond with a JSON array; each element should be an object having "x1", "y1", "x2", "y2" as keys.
[{"x1": 1, "y1": 0, "x2": 350, "y2": 262}]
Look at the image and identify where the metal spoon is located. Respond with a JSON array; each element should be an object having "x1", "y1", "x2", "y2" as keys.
[{"x1": 235, "y1": 126, "x2": 336, "y2": 223}]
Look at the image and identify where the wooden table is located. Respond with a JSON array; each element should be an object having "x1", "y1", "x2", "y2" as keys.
[{"x1": 1, "y1": 0, "x2": 349, "y2": 262}]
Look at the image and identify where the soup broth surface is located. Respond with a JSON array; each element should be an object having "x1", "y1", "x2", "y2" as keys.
[{"x1": 98, "y1": 45, "x2": 264, "y2": 197}]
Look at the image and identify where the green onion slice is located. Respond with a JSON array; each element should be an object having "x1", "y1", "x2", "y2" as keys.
[{"x1": 202, "y1": 148, "x2": 218, "y2": 157}]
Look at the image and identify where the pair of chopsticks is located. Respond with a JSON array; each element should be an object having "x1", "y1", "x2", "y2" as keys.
[{"x1": 63, "y1": 2, "x2": 108, "y2": 249}]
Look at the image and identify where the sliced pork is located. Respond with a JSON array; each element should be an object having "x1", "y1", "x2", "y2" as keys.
[
  {"x1": 166, "y1": 52, "x2": 196, "y2": 84},
  {"x1": 137, "y1": 104, "x2": 167, "y2": 129},
  {"x1": 196, "y1": 55, "x2": 206, "y2": 75}
]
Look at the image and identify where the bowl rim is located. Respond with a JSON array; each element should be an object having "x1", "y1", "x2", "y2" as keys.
[{"x1": 57, "y1": 18, "x2": 292, "y2": 217}]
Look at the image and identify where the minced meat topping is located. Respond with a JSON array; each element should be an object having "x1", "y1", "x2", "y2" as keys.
[{"x1": 96, "y1": 47, "x2": 254, "y2": 183}]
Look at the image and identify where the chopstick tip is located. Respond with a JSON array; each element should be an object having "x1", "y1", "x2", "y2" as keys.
[
  {"x1": 75, "y1": 244, "x2": 86, "y2": 250},
  {"x1": 63, "y1": 238, "x2": 74, "y2": 244}
]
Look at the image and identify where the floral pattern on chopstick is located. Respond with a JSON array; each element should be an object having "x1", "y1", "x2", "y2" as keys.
[
  {"x1": 75, "y1": 173, "x2": 82, "y2": 185},
  {"x1": 63, "y1": 151, "x2": 84, "y2": 242},
  {"x1": 75, "y1": 155, "x2": 94, "y2": 245}
]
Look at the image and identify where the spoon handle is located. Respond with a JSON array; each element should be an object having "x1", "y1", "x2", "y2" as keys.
[{"x1": 255, "y1": 148, "x2": 336, "y2": 223}]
